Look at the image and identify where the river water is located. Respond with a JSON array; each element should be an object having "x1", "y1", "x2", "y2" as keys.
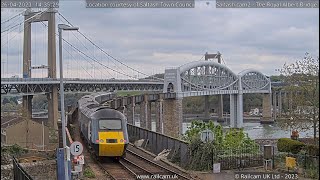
[{"x1": 133, "y1": 114, "x2": 316, "y2": 139}]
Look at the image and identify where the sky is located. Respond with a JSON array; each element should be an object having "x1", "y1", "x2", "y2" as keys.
[{"x1": 1, "y1": 0, "x2": 319, "y2": 79}]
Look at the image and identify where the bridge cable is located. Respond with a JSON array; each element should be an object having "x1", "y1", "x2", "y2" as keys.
[
  {"x1": 58, "y1": 12, "x2": 164, "y2": 81},
  {"x1": 198, "y1": 53, "x2": 205, "y2": 61},
  {"x1": 1, "y1": 10, "x2": 25, "y2": 24},
  {"x1": 40, "y1": 22, "x2": 116, "y2": 79},
  {"x1": 62, "y1": 39, "x2": 137, "y2": 79},
  {"x1": 58, "y1": 13, "x2": 137, "y2": 78},
  {"x1": 1, "y1": 20, "x2": 32, "y2": 48},
  {"x1": 1, "y1": 15, "x2": 24, "y2": 38},
  {"x1": 1, "y1": 10, "x2": 48, "y2": 47},
  {"x1": 1, "y1": 10, "x2": 47, "y2": 34},
  {"x1": 40, "y1": 21, "x2": 112, "y2": 78},
  {"x1": 56, "y1": 15, "x2": 115, "y2": 78}
]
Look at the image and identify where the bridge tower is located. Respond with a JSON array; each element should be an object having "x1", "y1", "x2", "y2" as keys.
[
  {"x1": 204, "y1": 52, "x2": 224, "y2": 121},
  {"x1": 22, "y1": 9, "x2": 58, "y2": 130}
]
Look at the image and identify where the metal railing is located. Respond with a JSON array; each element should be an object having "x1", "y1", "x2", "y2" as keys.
[
  {"x1": 127, "y1": 124, "x2": 190, "y2": 166},
  {"x1": 12, "y1": 156, "x2": 33, "y2": 180},
  {"x1": 1, "y1": 78, "x2": 164, "y2": 83}
]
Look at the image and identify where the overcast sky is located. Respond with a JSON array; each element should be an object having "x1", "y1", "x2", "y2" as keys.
[{"x1": 1, "y1": 1, "x2": 319, "y2": 79}]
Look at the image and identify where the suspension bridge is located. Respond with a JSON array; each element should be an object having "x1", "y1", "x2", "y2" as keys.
[{"x1": 1, "y1": 8, "x2": 276, "y2": 136}]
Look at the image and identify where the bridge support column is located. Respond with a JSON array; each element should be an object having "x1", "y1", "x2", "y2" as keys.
[
  {"x1": 204, "y1": 95, "x2": 210, "y2": 120},
  {"x1": 22, "y1": 12, "x2": 32, "y2": 120},
  {"x1": 47, "y1": 91, "x2": 58, "y2": 130},
  {"x1": 22, "y1": 95, "x2": 33, "y2": 118},
  {"x1": 155, "y1": 99, "x2": 163, "y2": 133},
  {"x1": 140, "y1": 95, "x2": 151, "y2": 130},
  {"x1": 146, "y1": 102, "x2": 151, "y2": 130},
  {"x1": 279, "y1": 91, "x2": 283, "y2": 118},
  {"x1": 272, "y1": 91, "x2": 277, "y2": 120},
  {"x1": 261, "y1": 93, "x2": 274, "y2": 124},
  {"x1": 217, "y1": 95, "x2": 224, "y2": 122},
  {"x1": 230, "y1": 94, "x2": 243, "y2": 128},
  {"x1": 162, "y1": 98, "x2": 183, "y2": 138},
  {"x1": 126, "y1": 97, "x2": 135, "y2": 124}
]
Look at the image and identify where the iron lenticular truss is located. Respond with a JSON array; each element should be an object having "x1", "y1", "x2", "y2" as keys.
[{"x1": 179, "y1": 61, "x2": 239, "y2": 92}]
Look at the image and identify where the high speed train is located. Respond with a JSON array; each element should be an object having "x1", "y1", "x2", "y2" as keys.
[{"x1": 78, "y1": 92, "x2": 129, "y2": 159}]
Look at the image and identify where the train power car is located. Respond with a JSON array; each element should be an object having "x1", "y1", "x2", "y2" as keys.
[{"x1": 78, "y1": 93, "x2": 129, "y2": 159}]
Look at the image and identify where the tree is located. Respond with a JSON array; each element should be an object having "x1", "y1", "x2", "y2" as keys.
[{"x1": 278, "y1": 53, "x2": 319, "y2": 143}]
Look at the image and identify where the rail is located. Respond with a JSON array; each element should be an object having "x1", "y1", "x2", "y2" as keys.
[
  {"x1": 125, "y1": 149, "x2": 190, "y2": 179},
  {"x1": 12, "y1": 156, "x2": 33, "y2": 180}
]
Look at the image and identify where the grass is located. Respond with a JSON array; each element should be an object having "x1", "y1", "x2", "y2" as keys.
[{"x1": 83, "y1": 166, "x2": 96, "y2": 178}]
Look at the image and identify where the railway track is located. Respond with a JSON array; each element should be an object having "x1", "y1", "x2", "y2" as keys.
[
  {"x1": 121, "y1": 148, "x2": 191, "y2": 180},
  {"x1": 95, "y1": 147, "x2": 192, "y2": 180},
  {"x1": 127, "y1": 144, "x2": 195, "y2": 179},
  {"x1": 97, "y1": 160, "x2": 136, "y2": 180}
]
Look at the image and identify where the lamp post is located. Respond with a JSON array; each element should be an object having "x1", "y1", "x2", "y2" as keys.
[{"x1": 58, "y1": 24, "x2": 79, "y2": 180}]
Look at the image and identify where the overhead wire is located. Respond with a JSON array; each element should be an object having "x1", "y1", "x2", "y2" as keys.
[
  {"x1": 1, "y1": 10, "x2": 49, "y2": 48},
  {"x1": 57, "y1": 14, "x2": 128, "y2": 77},
  {"x1": 1, "y1": 10, "x2": 25, "y2": 24},
  {"x1": 40, "y1": 21, "x2": 113, "y2": 78},
  {"x1": 56, "y1": 15, "x2": 114, "y2": 78},
  {"x1": 1, "y1": 10, "x2": 46, "y2": 34},
  {"x1": 58, "y1": 12, "x2": 164, "y2": 80},
  {"x1": 1, "y1": 14, "x2": 25, "y2": 38},
  {"x1": 40, "y1": 21, "x2": 135, "y2": 79}
]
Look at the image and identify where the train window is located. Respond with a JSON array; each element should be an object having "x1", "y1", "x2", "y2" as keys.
[{"x1": 99, "y1": 119, "x2": 122, "y2": 130}]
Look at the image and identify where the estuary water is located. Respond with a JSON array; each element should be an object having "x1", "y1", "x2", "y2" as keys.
[{"x1": 133, "y1": 114, "x2": 316, "y2": 139}]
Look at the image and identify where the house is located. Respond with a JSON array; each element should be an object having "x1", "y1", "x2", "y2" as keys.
[{"x1": 1, "y1": 116, "x2": 50, "y2": 149}]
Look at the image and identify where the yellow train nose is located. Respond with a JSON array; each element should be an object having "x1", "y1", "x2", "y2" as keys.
[{"x1": 98, "y1": 131, "x2": 125, "y2": 157}]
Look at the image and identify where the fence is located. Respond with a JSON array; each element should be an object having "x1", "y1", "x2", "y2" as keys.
[
  {"x1": 127, "y1": 124, "x2": 265, "y2": 170},
  {"x1": 213, "y1": 147, "x2": 263, "y2": 170},
  {"x1": 127, "y1": 123, "x2": 190, "y2": 166},
  {"x1": 12, "y1": 156, "x2": 33, "y2": 180},
  {"x1": 274, "y1": 152, "x2": 319, "y2": 179}
]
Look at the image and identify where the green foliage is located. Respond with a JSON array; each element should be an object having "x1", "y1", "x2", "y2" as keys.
[
  {"x1": 305, "y1": 166, "x2": 319, "y2": 179},
  {"x1": 183, "y1": 94, "x2": 262, "y2": 114},
  {"x1": 116, "y1": 91, "x2": 142, "y2": 97},
  {"x1": 304, "y1": 144, "x2": 319, "y2": 156},
  {"x1": 277, "y1": 138, "x2": 306, "y2": 154},
  {"x1": 1, "y1": 144, "x2": 28, "y2": 156},
  {"x1": 183, "y1": 121, "x2": 260, "y2": 171},
  {"x1": 183, "y1": 121, "x2": 258, "y2": 151},
  {"x1": 83, "y1": 166, "x2": 96, "y2": 178},
  {"x1": 243, "y1": 94, "x2": 262, "y2": 112}
]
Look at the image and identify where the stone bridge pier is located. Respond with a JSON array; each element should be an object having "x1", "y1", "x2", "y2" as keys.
[
  {"x1": 261, "y1": 93, "x2": 273, "y2": 124},
  {"x1": 123, "y1": 94, "x2": 182, "y2": 138},
  {"x1": 126, "y1": 96, "x2": 135, "y2": 124},
  {"x1": 139, "y1": 94, "x2": 152, "y2": 130},
  {"x1": 155, "y1": 99, "x2": 163, "y2": 133},
  {"x1": 162, "y1": 98, "x2": 183, "y2": 138},
  {"x1": 204, "y1": 95, "x2": 224, "y2": 121}
]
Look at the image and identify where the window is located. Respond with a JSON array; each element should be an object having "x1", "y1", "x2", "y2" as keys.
[{"x1": 99, "y1": 119, "x2": 122, "y2": 130}]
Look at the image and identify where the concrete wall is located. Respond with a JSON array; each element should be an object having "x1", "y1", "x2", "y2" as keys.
[{"x1": 5, "y1": 120, "x2": 49, "y2": 149}]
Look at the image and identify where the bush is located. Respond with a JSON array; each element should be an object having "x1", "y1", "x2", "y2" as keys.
[
  {"x1": 304, "y1": 144, "x2": 319, "y2": 156},
  {"x1": 277, "y1": 138, "x2": 306, "y2": 154}
]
